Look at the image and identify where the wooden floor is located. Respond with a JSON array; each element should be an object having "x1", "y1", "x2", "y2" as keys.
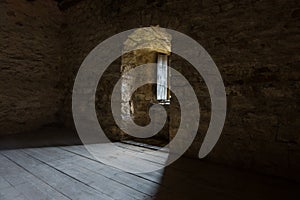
[{"x1": 0, "y1": 141, "x2": 299, "y2": 200}]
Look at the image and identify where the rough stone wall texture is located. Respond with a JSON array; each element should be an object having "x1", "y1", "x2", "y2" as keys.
[
  {"x1": 121, "y1": 27, "x2": 171, "y2": 141},
  {"x1": 0, "y1": 0, "x2": 65, "y2": 135},
  {"x1": 61, "y1": 0, "x2": 300, "y2": 181}
]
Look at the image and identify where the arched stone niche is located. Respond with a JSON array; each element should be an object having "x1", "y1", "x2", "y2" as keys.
[{"x1": 120, "y1": 26, "x2": 171, "y2": 142}]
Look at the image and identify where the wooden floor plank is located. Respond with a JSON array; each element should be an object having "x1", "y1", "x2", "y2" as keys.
[
  {"x1": 55, "y1": 148, "x2": 163, "y2": 196},
  {"x1": 122, "y1": 141, "x2": 166, "y2": 152},
  {"x1": 60, "y1": 143, "x2": 271, "y2": 199},
  {"x1": 70, "y1": 144, "x2": 163, "y2": 173},
  {"x1": 58, "y1": 165, "x2": 150, "y2": 200},
  {"x1": 35, "y1": 146, "x2": 162, "y2": 197},
  {"x1": 0, "y1": 153, "x2": 70, "y2": 200},
  {"x1": 0, "y1": 186, "x2": 30, "y2": 200},
  {"x1": 0, "y1": 145, "x2": 258, "y2": 200},
  {"x1": 0, "y1": 176, "x2": 29, "y2": 200},
  {"x1": 114, "y1": 142, "x2": 168, "y2": 165},
  {"x1": 23, "y1": 147, "x2": 152, "y2": 200},
  {"x1": 61, "y1": 145, "x2": 166, "y2": 184},
  {"x1": 0, "y1": 177, "x2": 11, "y2": 190},
  {"x1": 1, "y1": 144, "x2": 299, "y2": 200},
  {"x1": 1, "y1": 150, "x2": 111, "y2": 200}
]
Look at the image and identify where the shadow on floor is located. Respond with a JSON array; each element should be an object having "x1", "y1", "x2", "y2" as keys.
[{"x1": 153, "y1": 157, "x2": 300, "y2": 199}]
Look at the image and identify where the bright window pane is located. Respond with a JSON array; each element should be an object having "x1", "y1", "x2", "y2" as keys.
[{"x1": 157, "y1": 54, "x2": 168, "y2": 100}]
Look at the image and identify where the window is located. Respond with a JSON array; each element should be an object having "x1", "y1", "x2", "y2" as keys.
[{"x1": 157, "y1": 54, "x2": 170, "y2": 104}]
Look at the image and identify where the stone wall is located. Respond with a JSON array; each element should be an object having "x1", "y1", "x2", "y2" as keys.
[
  {"x1": 120, "y1": 27, "x2": 171, "y2": 141},
  {"x1": 60, "y1": 0, "x2": 300, "y2": 181},
  {"x1": 0, "y1": 0, "x2": 64, "y2": 135}
]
